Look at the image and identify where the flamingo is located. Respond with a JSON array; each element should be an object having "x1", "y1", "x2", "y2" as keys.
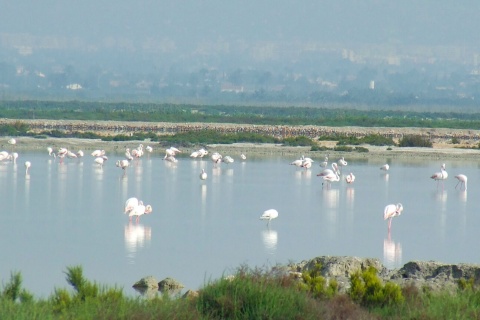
[
  {"x1": 116, "y1": 159, "x2": 130, "y2": 171},
  {"x1": 431, "y1": 163, "x2": 448, "y2": 188},
  {"x1": 319, "y1": 156, "x2": 328, "y2": 168},
  {"x1": 223, "y1": 156, "x2": 234, "y2": 164},
  {"x1": 8, "y1": 152, "x2": 18, "y2": 163},
  {"x1": 211, "y1": 152, "x2": 222, "y2": 165},
  {"x1": 317, "y1": 163, "x2": 339, "y2": 177},
  {"x1": 190, "y1": 151, "x2": 200, "y2": 158},
  {"x1": 24, "y1": 161, "x2": 31, "y2": 174},
  {"x1": 260, "y1": 209, "x2": 278, "y2": 225},
  {"x1": 125, "y1": 148, "x2": 134, "y2": 161},
  {"x1": 301, "y1": 158, "x2": 313, "y2": 170},
  {"x1": 380, "y1": 164, "x2": 389, "y2": 171},
  {"x1": 163, "y1": 155, "x2": 178, "y2": 163},
  {"x1": 0, "y1": 151, "x2": 8, "y2": 161},
  {"x1": 8, "y1": 138, "x2": 16, "y2": 146},
  {"x1": 240, "y1": 154, "x2": 246, "y2": 160},
  {"x1": 91, "y1": 149, "x2": 105, "y2": 157},
  {"x1": 319, "y1": 170, "x2": 340, "y2": 188},
  {"x1": 76, "y1": 150, "x2": 84, "y2": 158},
  {"x1": 145, "y1": 146, "x2": 153, "y2": 153},
  {"x1": 345, "y1": 172, "x2": 355, "y2": 184},
  {"x1": 130, "y1": 204, "x2": 153, "y2": 223},
  {"x1": 47, "y1": 147, "x2": 54, "y2": 156},
  {"x1": 199, "y1": 169, "x2": 207, "y2": 180},
  {"x1": 124, "y1": 197, "x2": 139, "y2": 214},
  {"x1": 454, "y1": 174, "x2": 467, "y2": 191},
  {"x1": 338, "y1": 157, "x2": 348, "y2": 167},
  {"x1": 384, "y1": 203, "x2": 403, "y2": 231},
  {"x1": 290, "y1": 155, "x2": 305, "y2": 168},
  {"x1": 198, "y1": 148, "x2": 208, "y2": 157},
  {"x1": 94, "y1": 156, "x2": 107, "y2": 168}
]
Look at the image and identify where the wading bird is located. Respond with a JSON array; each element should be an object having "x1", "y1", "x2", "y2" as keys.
[
  {"x1": 384, "y1": 203, "x2": 403, "y2": 231},
  {"x1": 260, "y1": 209, "x2": 278, "y2": 226},
  {"x1": 454, "y1": 174, "x2": 467, "y2": 191}
]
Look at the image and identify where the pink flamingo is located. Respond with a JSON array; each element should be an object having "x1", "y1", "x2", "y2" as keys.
[
  {"x1": 431, "y1": 164, "x2": 448, "y2": 189},
  {"x1": 345, "y1": 172, "x2": 355, "y2": 184},
  {"x1": 384, "y1": 203, "x2": 403, "y2": 231},
  {"x1": 454, "y1": 174, "x2": 467, "y2": 191}
]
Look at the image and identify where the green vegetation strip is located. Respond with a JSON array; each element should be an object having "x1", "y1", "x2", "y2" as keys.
[
  {"x1": 2, "y1": 100, "x2": 480, "y2": 129},
  {"x1": 1, "y1": 265, "x2": 479, "y2": 319}
]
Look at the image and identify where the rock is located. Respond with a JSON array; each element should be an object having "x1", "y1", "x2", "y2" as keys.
[
  {"x1": 132, "y1": 276, "x2": 159, "y2": 289},
  {"x1": 158, "y1": 277, "x2": 185, "y2": 292}
]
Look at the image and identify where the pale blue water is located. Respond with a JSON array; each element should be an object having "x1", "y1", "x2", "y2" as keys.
[{"x1": 0, "y1": 149, "x2": 479, "y2": 298}]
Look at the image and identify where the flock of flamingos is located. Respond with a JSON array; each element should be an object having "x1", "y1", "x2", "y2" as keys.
[
  {"x1": 2, "y1": 137, "x2": 468, "y2": 231},
  {"x1": 288, "y1": 153, "x2": 468, "y2": 232}
]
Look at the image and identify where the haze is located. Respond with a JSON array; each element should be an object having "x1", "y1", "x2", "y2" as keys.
[{"x1": 1, "y1": 1, "x2": 479, "y2": 105}]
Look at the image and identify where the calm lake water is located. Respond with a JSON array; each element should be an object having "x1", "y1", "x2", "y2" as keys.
[{"x1": 0, "y1": 148, "x2": 479, "y2": 298}]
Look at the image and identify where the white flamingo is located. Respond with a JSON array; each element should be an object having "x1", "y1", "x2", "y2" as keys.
[
  {"x1": 124, "y1": 198, "x2": 152, "y2": 223},
  {"x1": 338, "y1": 157, "x2": 348, "y2": 167},
  {"x1": 454, "y1": 174, "x2": 467, "y2": 191},
  {"x1": 116, "y1": 159, "x2": 130, "y2": 171},
  {"x1": 8, "y1": 138, "x2": 16, "y2": 145},
  {"x1": 240, "y1": 154, "x2": 246, "y2": 160},
  {"x1": 431, "y1": 163, "x2": 448, "y2": 188},
  {"x1": 260, "y1": 209, "x2": 279, "y2": 225},
  {"x1": 24, "y1": 161, "x2": 31, "y2": 174},
  {"x1": 380, "y1": 164, "x2": 389, "y2": 171},
  {"x1": 318, "y1": 168, "x2": 340, "y2": 188},
  {"x1": 199, "y1": 169, "x2": 207, "y2": 180},
  {"x1": 384, "y1": 203, "x2": 403, "y2": 231},
  {"x1": 91, "y1": 149, "x2": 105, "y2": 157}
]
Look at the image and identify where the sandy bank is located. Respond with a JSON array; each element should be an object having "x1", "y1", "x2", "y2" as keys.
[{"x1": 4, "y1": 136, "x2": 480, "y2": 161}]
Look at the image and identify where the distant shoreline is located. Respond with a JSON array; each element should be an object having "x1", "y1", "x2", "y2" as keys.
[
  {"x1": 2, "y1": 119, "x2": 480, "y2": 160},
  {"x1": 5, "y1": 136, "x2": 480, "y2": 161}
]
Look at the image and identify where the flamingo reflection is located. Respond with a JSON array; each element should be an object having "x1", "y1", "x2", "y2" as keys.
[
  {"x1": 383, "y1": 231, "x2": 402, "y2": 269},
  {"x1": 124, "y1": 223, "x2": 152, "y2": 263},
  {"x1": 261, "y1": 228, "x2": 278, "y2": 254}
]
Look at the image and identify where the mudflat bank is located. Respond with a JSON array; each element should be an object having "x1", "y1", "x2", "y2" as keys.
[{"x1": 2, "y1": 118, "x2": 480, "y2": 160}]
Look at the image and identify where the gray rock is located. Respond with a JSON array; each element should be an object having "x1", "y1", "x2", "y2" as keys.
[
  {"x1": 158, "y1": 277, "x2": 185, "y2": 292},
  {"x1": 132, "y1": 276, "x2": 159, "y2": 289}
]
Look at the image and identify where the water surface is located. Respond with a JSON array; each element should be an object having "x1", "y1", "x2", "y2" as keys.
[{"x1": 0, "y1": 150, "x2": 478, "y2": 298}]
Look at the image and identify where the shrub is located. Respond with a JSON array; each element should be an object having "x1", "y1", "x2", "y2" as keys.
[
  {"x1": 299, "y1": 263, "x2": 338, "y2": 299},
  {"x1": 398, "y1": 135, "x2": 433, "y2": 147},
  {"x1": 348, "y1": 266, "x2": 404, "y2": 308}
]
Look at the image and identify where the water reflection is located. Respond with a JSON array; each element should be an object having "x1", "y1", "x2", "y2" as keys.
[
  {"x1": 295, "y1": 169, "x2": 312, "y2": 180},
  {"x1": 382, "y1": 173, "x2": 389, "y2": 182},
  {"x1": 261, "y1": 228, "x2": 278, "y2": 254},
  {"x1": 322, "y1": 189, "x2": 339, "y2": 209},
  {"x1": 124, "y1": 223, "x2": 152, "y2": 264},
  {"x1": 457, "y1": 190, "x2": 467, "y2": 203},
  {"x1": 383, "y1": 232, "x2": 402, "y2": 269}
]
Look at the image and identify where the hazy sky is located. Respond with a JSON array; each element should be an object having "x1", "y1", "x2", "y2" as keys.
[{"x1": 1, "y1": 1, "x2": 479, "y2": 48}]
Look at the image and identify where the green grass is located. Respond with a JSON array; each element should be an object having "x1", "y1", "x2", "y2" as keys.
[{"x1": 1, "y1": 265, "x2": 480, "y2": 319}]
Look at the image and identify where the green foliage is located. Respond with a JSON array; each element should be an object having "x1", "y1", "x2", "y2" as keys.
[
  {"x1": 196, "y1": 265, "x2": 320, "y2": 319},
  {"x1": 2, "y1": 100, "x2": 480, "y2": 129},
  {"x1": 0, "y1": 121, "x2": 29, "y2": 135},
  {"x1": 451, "y1": 137, "x2": 460, "y2": 144},
  {"x1": 348, "y1": 266, "x2": 404, "y2": 308},
  {"x1": 320, "y1": 133, "x2": 395, "y2": 146},
  {"x1": 457, "y1": 277, "x2": 476, "y2": 291},
  {"x1": 1, "y1": 271, "x2": 33, "y2": 304},
  {"x1": 299, "y1": 263, "x2": 338, "y2": 299},
  {"x1": 282, "y1": 135, "x2": 316, "y2": 147},
  {"x1": 51, "y1": 265, "x2": 124, "y2": 314},
  {"x1": 398, "y1": 134, "x2": 433, "y2": 147}
]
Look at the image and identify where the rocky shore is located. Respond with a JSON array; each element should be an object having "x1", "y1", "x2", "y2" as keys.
[{"x1": 287, "y1": 256, "x2": 480, "y2": 294}]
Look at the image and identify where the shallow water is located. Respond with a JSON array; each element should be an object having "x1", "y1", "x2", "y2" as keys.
[{"x1": 0, "y1": 150, "x2": 478, "y2": 298}]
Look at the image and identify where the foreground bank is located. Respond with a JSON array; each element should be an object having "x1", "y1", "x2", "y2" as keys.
[{"x1": 2, "y1": 256, "x2": 479, "y2": 319}]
